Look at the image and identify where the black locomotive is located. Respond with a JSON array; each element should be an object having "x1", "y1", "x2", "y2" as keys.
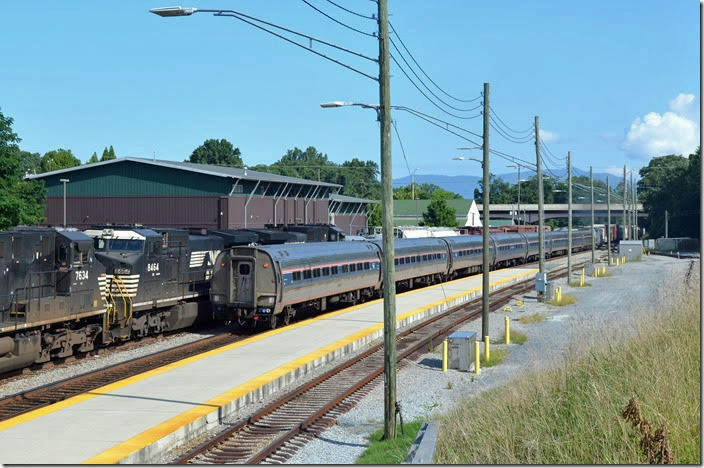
[{"x1": 0, "y1": 226, "x2": 225, "y2": 374}]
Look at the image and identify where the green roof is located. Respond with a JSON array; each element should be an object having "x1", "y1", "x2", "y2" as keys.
[{"x1": 394, "y1": 199, "x2": 473, "y2": 217}]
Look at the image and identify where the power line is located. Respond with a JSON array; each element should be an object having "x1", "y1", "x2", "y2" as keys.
[
  {"x1": 489, "y1": 149, "x2": 536, "y2": 171},
  {"x1": 389, "y1": 21, "x2": 481, "y2": 103},
  {"x1": 390, "y1": 54, "x2": 482, "y2": 120},
  {"x1": 489, "y1": 115, "x2": 534, "y2": 144},
  {"x1": 390, "y1": 37, "x2": 482, "y2": 113},
  {"x1": 488, "y1": 106, "x2": 534, "y2": 135},
  {"x1": 395, "y1": 106, "x2": 483, "y2": 139},
  {"x1": 210, "y1": 10, "x2": 378, "y2": 81},
  {"x1": 300, "y1": 0, "x2": 376, "y2": 37},
  {"x1": 391, "y1": 119, "x2": 413, "y2": 180},
  {"x1": 323, "y1": 0, "x2": 376, "y2": 20},
  {"x1": 538, "y1": 136, "x2": 566, "y2": 162}
]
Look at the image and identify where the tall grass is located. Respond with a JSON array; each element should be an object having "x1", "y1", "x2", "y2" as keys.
[{"x1": 435, "y1": 286, "x2": 700, "y2": 464}]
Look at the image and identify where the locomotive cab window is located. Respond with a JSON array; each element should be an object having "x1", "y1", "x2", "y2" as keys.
[
  {"x1": 239, "y1": 263, "x2": 250, "y2": 276},
  {"x1": 58, "y1": 244, "x2": 69, "y2": 266},
  {"x1": 292, "y1": 271, "x2": 301, "y2": 281}
]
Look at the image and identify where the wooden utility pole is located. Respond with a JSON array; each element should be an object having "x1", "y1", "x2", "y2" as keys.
[
  {"x1": 377, "y1": 0, "x2": 397, "y2": 441},
  {"x1": 535, "y1": 116, "x2": 545, "y2": 275},
  {"x1": 623, "y1": 165, "x2": 627, "y2": 240},
  {"x1": 567, "y1": 151, "x2": 572, "y2": 284},
  {"x1": 590, "y1": 166, "x2": 595, "y2": 264},
  {"x1": 607, "y1": 176, "x2": 612, "y2": 265},
  {"x1": 481, "y1": 82, "x2": 490, "y2": 341},
  {"x1": 630, "y1": 171, "x2": 635, "y2": 240}
]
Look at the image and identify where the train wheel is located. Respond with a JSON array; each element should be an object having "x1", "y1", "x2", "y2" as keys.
[
  {"x1": 269, "y1": 315, "x2": 278, "y2": 330},
  {"x1": 283, "y1": 312, "x2": 291, "y2": 327}
]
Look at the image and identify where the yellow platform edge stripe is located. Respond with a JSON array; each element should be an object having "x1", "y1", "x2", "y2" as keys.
[{"x1": 81, "y1": 268, "x2": 536, "y2": 464}]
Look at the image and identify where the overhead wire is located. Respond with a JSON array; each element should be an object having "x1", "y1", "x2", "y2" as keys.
[
  {"x1": 323, "y1": 0, "x2": 376, "y2": 20},
  {"x1": 488, "y1": 106, "x2": 534, "y2": 135},
  {"x1": 392, "y1": 119, "x2": 413, "y2": 181},
  {"x1": 389, "y1": 38, "x2": 482, "y2": 113},
  {"x1": 488, "y1": 116, "x2": 535, "y2": 144},
  {"x1": 300, "y1": 0, "x2": 377, "y2": 37},
  {"x1": 388, "y1": 21, "x2": 481, "y2": 103},
  {"x1": 395, "y1": 106, "x2": 483, "y2": 139},
  {"x1": 212, "y1": 10, "x2": 379, "y2": 81},
  {"x1": 390, "y1": 54, "x2": 482, "y2": 120}
]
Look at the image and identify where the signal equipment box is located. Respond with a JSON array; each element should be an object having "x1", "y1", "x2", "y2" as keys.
[{"x1": 448, "y1": 331, "x2": 477, "y2": 372}]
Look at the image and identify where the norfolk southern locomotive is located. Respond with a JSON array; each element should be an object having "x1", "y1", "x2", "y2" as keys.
[
  {"x1": 0, "y1": 226, "x2": 224, "y2": 374},
  {"x1": 210, "y1": 229, "x2": 593, "y2": 328}
]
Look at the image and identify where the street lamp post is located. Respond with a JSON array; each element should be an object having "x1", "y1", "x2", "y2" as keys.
[
  {"x1": 412, "y1": 168, "x2": 419, "y2": 224},
  {"x1": 507, "y1": 165, "x2": 521, "y2": 226},
  {"x1": 60, "y1": 178, "x2": 69, "y2": 227},
  {"x1": 567, "y1": 151, "x2": 572, "y2": 285}
]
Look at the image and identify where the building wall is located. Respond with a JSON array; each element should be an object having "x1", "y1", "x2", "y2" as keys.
[{"x1": 332, "y1": 213, "x2": 368, "y2": 236}]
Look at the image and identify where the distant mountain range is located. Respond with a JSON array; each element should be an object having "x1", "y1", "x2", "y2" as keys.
[{"x1": 393, "y1": 168, "x2": 616, "y2": 199}]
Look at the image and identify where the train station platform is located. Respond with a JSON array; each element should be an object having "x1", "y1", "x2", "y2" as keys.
[{"x1": 0, "y1": 263, "x2": 548, "y2": 464}]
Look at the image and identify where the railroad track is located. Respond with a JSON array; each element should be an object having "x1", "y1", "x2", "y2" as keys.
[
  {"x1": 175, "y1": 261, "x2": 589, "y2": 464},
  {"x1": 0, "y1": 331, "x2": 245, "y2": 422}
]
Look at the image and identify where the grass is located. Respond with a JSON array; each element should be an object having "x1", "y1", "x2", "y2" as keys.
[
  {"x1": 434, "y1": 289, "x2": 701, "y2": 464},
  {"x1": 481, "y1": 347, "x2": 507, "y2": 367},
  {"x1": 356, "y1": 420, "x2": 425, "y2": 464},
  {"x1": 548, "y1": 293, "x2": 577, "y2": 306},
  {"x1": 494, "y1": 330, "x2": 528, "y2": 345},
  {"x1": 569, "y1": 281, "x2": 592, "y2": 287},
  {"x1": 516, "y1": 312, "x2": 545, "y2": 324}
]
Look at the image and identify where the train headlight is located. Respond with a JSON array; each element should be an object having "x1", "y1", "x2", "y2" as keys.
[
  {"x1": 212, "y1": 295, "x2": 221, "y2": 303},
  {"x1": 267, "y1": 297, "x2": 275, "y2": 305}
]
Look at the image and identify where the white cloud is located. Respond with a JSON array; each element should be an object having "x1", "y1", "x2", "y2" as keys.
[
  {"x1": 541, "y1": 129, "x2": 560, "y2": 142},
  {"x1": 668, "y1": 93, "x2": 695, "y2": 116},
  {"x1": 620, "y1": 94, "x2": 699, "y2": 159}
]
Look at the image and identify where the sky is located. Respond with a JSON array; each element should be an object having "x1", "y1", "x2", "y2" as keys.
[{"x1": 1, "y1": 1, "x2": 699, "y2": 187}]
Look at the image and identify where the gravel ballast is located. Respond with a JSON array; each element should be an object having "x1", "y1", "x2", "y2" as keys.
[{"x1": 285, "y1": 254, "x2": 697, "y2": 464}]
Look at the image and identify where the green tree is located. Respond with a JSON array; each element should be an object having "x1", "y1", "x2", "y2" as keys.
[
  {"x1": 473, "y1": 174, "x2": 515, "y2": 203},
  {"x1": 638, "y1": 149, "x2": 700, "y2": 238},
  {"x1": 394, "y1": 183, "x2": 462, "y2": 200},
  {"x1": 422, "y1": 199, "x2": 459, "y2": 227},
  {"x1": 189, "y1": 138, "x2": 243, "y2": 167},
  {"x1": 100, "y1": 145, "x2": 116, "y2": 161},
  {"x1": 19, "y1": 150, "x2": 41, "y2": 175},
  {"x1": 367, "y1": 203, "x2": 381, "y2": 227},
  {"x1": 0, "y1": 110, "x2": 46, "y2": 229},
  {"x1": 87, "y1": 152, "x2": 99, "y2": 164},
  {"x1": 40, "y1": 148, "x2": 80, "y2": 173}
]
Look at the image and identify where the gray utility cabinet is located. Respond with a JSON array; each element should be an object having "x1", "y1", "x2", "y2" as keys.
[
  {"x1": 619, "y1": 240, "x2": 643, "y2": 261},
  {"x1": 448, "y1": 331, "x2": 477, "y2": 371}
]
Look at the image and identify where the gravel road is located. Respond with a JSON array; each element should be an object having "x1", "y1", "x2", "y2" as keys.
[{"x1": 285, "y1": 254, "x2": 697, "y2": 464}]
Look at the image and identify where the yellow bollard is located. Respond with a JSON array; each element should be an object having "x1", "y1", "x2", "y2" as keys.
[
  {"x1": 602, "y1": 266, "x2": 606, "y2": 275},
  {"x1": 484, "y1": 335, "x2": 490, "y2": 361},
  {"x1": 516, "y1": 299, "x2": 524, "y2": 307},
  {"x1": 474, "y1": 340, "x2": 481, "y2": 375},
  {"x1": 442, "y1": 340, "x2": 448, "y2": 372},
  {"x1": 505, "y1": 316, "x2": 510, "y2": 344},
  {"x1": 580, "y1": 274, "x2": 584, "y2": 287}
]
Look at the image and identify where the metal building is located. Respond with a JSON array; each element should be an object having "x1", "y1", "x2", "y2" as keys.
[{"x1": 27, "y1": 158, "x2": 371, "y2": 232}]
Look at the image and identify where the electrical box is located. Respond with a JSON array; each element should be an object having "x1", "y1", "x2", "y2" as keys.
[
  {"x1": 619, "y1": 241, "x2": 643, "y2": 262},
  {"x1": 535, "y1": 272, "x2": 548, "y2": 293},
  {"x1": 448, "y1": 331, "x2": 477, "y2": 372},
  {"x1": 545, "y1": 281, "x2": 555, "y2": 302}
]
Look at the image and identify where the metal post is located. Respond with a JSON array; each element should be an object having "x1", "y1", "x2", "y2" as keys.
[
  {"x1": 378, "y1": 0, "x2": 397, "y2": 440},
  {"x1": 481, "y1": 82, "x2": 490, "y2": 341},
  {"x1": 567, "y1": 151, "x2": 572, "y2": 284},
  {"x1": 634, "y1": 183, "x2": 639, "y2": 240},
  {"x1": 623, "y1": 165, "x2": 627, "y2": 240},
  {"x1": 590, "y1": 166, "x2": 595, "y2": 264},
  {"x1": 630, "y1": 171, "x2": 635, "y2": 240},
  {"x1": 665, "y1": 209, "x2": 669, "y2": 238},
  {"x1": 535, "y1": 116, "x2": 545, "y2": 274},
  {"x1": 60, "y1": 178, "x2": 69, "y2": 227},
  {"x1": 607, "y1": 177, "x2": 612, "y2": 265}
]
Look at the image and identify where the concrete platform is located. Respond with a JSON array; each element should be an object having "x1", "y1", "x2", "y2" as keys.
[{"x1": 0, "y1": 262, "x2": 551, "y2": 464}]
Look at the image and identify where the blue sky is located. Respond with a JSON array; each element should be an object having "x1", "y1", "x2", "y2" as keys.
[{"x1": 1, "y1": 1, "x2": 699, "y2": 186}]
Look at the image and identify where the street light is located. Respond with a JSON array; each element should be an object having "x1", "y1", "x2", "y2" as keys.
[
  {"x1": 59, "y1": 179, "x2": 69, "y2": 227},
  {"x1": 507, "y1": 164, "x2": 521, "y2": 226},
  {"x1": 149, "y1": 6, "x2": 197, "y2": 16}
]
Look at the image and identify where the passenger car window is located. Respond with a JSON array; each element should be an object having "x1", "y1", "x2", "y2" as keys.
[
  {"x1": 303, "y1": 270, "x2": 311, "y2": 279},
  {"x1": 322, "y1": 267, "x2": 330, "y2": 276},
  {"x1": 364, "y1": 261, "x2": 370, "y2": 270},
  {"x1": 293, "y1": 271, "x2": 301, "y2": 281},
  {"x1": 331, "y1": 266, "x2": 338, "y2": 275},
  {"x1": 313, "y1": 268, "x2": 321, "y2": 278}
]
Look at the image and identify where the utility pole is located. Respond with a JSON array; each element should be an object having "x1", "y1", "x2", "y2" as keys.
[
  {"x1": 630, "y1": 171, "x2": 635, "y2": 240},
  {"x1": 60, "y1": 178, "x2": 69, "y2": 227},
  {"x1": 665, "y1": 209, "x2": 669, "y2": 238},
  {"x1": 623, "y1": 165, "x2": 627, "y2": 240},
  {"x1": 535, "y1": 116, "x2": 545, "y2": 275},
  {"x1": 607, "y1": 176, "x2": 612, "y2": 265},
  {"x1": 567, "y1": 151, "x2": 572, "y2": 284},
  {"x1": 481, "y1": 82, "x2": 490, "y2": 341},
  {"x1": 590, "y1": 166, "x2": 595, "y2": 264},
  {"x1": 517, "y1": 165, "x2": 521, "y2": 226},
  {"x1": 377, "y1": 0, "x2": 396, "y2": 441},
  {"x1": 634, "y1": 182, "x2": 638, "y2": 240}
]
